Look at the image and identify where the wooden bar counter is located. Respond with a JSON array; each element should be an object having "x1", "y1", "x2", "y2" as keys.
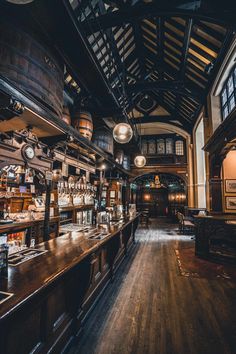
[
  {"x1": 0, "y1": 217, "x2": 60, "y2": 245},
  {"x1": 0, "y1": 214, "x2": 139, "y2": 354},
  {"x1": 194, "y1": 214, "x2": 236, "y2": 261}
]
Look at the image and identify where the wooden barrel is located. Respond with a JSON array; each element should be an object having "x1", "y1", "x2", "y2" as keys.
[
  {"x1": 0, "y1": 21, "x2": 64, "y2": 117},
  {"x1": 123, "y1": 155, "x2": 131, "y2": 170},
  {"x1": 115, "y1": 149, "x2": 124, "y2": 165},
  {"x1": 62, "y1": 106, "x2": 71, "y2": 125},
  {"x1": 93, "y1": 126, "x2": 113, "y2": 155},
  {"x1": 73, "y1": 110, "x2": 93, "y2": 140}
]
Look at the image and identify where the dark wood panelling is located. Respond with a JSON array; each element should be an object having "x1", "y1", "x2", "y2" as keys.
[
  {"x1": 0, "y1": 216, "x2": 139, "y2": 354},
  {"x1": 68, "y1": 218, "x2": 236, "y2": 354}
]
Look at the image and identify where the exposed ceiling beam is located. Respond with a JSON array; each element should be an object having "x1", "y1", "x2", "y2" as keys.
[
  {"x1": 180, "y1": 18, "x2": 193, "y2": 80},
  {"x1": 130, "y1": 115, "x2": 185, "y2": 129},
  {"x1": 83, "y1": 2, "x2": 236, "y2": 35},
  {"x1": 126, "y1": 80, "x2": 202, "y2": 101},
  {"x1": 133, "y1": 21, "x2": 146, "y2": 79},
  {"x1": 148, "y1": 93, "x2": 193, "y2": 132}
]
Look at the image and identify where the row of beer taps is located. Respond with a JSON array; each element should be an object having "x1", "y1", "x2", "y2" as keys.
[{"x1": 58, "y1": 176, "x2": 96, "y2": 205}]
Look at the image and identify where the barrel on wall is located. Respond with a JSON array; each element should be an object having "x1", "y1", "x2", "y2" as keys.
[
  {"x1": 73, "y1": 110, "x2": 93, "y2": 141},
  {"x1": 93, "y1": 126, "x2": 114, "y2": 155},
  {"x1": 0, "y1": 21, "x2": 64, "y2": 118},
  {"x1": 62, "y1": 106, "x2": 71, "y2": 125}
]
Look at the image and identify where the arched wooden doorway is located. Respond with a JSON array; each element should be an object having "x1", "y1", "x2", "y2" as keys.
[{"x1": 134, "y1": 173, "x2": 187, "y2": 217}]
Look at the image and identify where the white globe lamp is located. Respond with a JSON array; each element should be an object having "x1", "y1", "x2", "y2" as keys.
[
  {"x1": 113, "y1": 123, "x2": 133, "y2": 144},
  {"x1": 134, "y1": 155, "x2": 146, "y2": 168}
]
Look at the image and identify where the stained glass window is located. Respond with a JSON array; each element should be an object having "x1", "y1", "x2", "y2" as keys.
[
  {"x1": 175, "y1": 140, "x2": 184, "y2": 156},
  {"x1": 148, "y1": 139, "x2": 156, "y2": 154},
  {"x1": 142, "y1": 140, "x2": 148, "y2": 155},
  {"x1": 166, "y1": 138, "x2": 173, "y2": 154},
  {"x1": 157, "y1": 139, "x2": 165, "y2": 154}
]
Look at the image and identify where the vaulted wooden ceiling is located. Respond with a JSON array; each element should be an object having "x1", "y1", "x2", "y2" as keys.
[{"x1": 69, "y1": 0, "x2": 234, "y2": 132}]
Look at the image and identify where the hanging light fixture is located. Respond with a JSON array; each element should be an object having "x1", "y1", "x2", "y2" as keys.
[
  {"x1": 113, "y1": 38, "x2": 133, "y2": 145},
  {"x1": 113, "y1": 122, "x2": 133, "y2": 144},
  {"x1": 134, "y1": 113, "x2": 146, "y2": 168},
  {"x1": 6, "y1": 0, "x2": 34, "y2": 4},
  {"x1": 134, "y1": 155, "x2": 146, "y2": 168}
]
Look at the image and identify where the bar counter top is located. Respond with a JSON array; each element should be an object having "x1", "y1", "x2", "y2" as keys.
[
  {"x1": 0, "y1": 215, "x2": 138, "y2": 322},
  {"x1": 194, "y1": 213, "x2": 236, "y2": 221},
  {"x1": 0, "y1": 216, "x2": 60, "y2": 233}
]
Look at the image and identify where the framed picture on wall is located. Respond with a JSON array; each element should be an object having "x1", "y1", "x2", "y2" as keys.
[
  {"x1": 225, "y1": 196, "x2": 236, "y2": 210},
  {"x1": 225, "y1": 179, "x2": 236, "y2": 193}
]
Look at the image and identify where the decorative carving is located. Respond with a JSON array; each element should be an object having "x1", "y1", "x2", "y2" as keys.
[{"x1": 0, "y1": 129, "x2": 53, "y2": 173}]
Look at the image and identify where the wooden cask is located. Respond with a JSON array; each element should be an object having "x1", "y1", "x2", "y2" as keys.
[
  {"x1": 0, "y1": 21, "x2": 64, "y2": 117},
  {"x1": 93, "y1": 126, "x2": 113, "y2": 155},
  {"x1": 73, "y1": 110, "x2": 93, "y2": 140},
  {"x1": 62, "y1": 106, "x2": 71, "y2": 125}
]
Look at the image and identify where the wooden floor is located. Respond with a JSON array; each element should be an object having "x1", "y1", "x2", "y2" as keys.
[{"x1": 69, "y1": 218, "x2": 236, "y2": 354}]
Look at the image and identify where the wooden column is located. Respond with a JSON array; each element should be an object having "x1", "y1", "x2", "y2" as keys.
[
  {"x1": 209, "y1": 155, "x2": 223, "y2": 213},
  {"x1": 44, "y1": 179, "x2": 51, "y2": 241}
]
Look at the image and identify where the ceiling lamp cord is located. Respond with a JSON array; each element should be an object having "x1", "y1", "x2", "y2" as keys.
[
  {"x1": 113, "y1": 25, "x2": 133, "y2": 145},
  {"x1": 134, "y1": 115, "x2": 146, "y2": 168}
]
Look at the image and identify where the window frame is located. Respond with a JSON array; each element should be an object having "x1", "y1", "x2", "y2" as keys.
[
  {"x1": 220, "y1": 66, "x2": 236, "y2": 120},
  {"x1": 175, "y1": 140, "x2": 184, "y2": 156}
]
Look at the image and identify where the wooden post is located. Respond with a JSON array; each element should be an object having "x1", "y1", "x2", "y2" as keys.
[{"x1": 44, "y1": 179, "x2": 51, "y2": 241}]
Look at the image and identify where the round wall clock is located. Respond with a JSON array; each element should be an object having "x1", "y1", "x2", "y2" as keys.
[{"x1": 22, "y1": 144, "x2": 35, "y2": 160}]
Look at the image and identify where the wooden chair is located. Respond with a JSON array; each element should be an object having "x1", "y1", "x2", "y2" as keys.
[{"x1": 177, "y1": 212, "x2": 195, "y2": 234}]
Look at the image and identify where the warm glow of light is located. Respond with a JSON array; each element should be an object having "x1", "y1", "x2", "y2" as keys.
[
  {"x1": 113, "y1": 123, "x2": 133, "y2": 144},
  {"x1": 6, "y1": 0, "x2": 34, "y2": 3},
  {"x1": 134, "y1": 155, "x2": 146, "y2": 168},
  {"x1": 144, "y1": 194, "x2": 150, "y2": 201}
]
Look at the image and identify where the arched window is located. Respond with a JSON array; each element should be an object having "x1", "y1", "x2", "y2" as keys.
[
  {"x1": 166, "y1": 138, "x2": 173, "y2": 154},
  {"x1": 156, "y1": 139, "x2": 165, "y2": 154},
  {"x1": 142, "y1": 140, "x2": 148, "y2": 155},
  {"x1": 148, "y1": 139, "x2": 156, "y2": 155},
  {"x1": 221, "y1": 66, "x2": 236, "y2": 120},
  {"x1": 175, "y1": 140, "x2": 184, "y2": 156}
]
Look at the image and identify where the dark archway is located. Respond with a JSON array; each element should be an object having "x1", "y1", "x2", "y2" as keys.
[{"x1": 134, "y1": 173, "x2": 187, "y2": 217}]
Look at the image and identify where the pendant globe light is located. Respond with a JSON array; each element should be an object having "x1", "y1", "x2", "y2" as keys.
[
  {"x1": 6, "y1": 0, "x2": 34, "y2": 3},
  {"x1": 134, "y1": 155, "x2": 146, "y2": 168},
  {"x1": 134, "y1": 115, "x2": 146, "y2": 168},
  {"x1": 113, "y1": 122, "x2": 133, "y2": 144}
]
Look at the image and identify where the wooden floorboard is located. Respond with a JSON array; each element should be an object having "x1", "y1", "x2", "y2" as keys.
[{"x1": 68, "y1": 218, "x2": 236, "y2": 354}]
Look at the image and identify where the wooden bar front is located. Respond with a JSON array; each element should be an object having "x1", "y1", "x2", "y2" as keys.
[
  {"x1": 194, "y1": 214, "x2": 236, "y2": 261},
  {"x1": 0, "y1": 215, "x2": 139, "y2": 354}
]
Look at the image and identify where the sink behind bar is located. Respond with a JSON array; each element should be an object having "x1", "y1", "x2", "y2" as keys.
[
  {"x1": 0, "y1": 291, "x2": 14, "y2": 305},
  {"x1": 8, "y1": 248, "x2": 47, "y2": 266},
  {"x1": 88, "y1": 232, "x2": 111, "y2": 240}
]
